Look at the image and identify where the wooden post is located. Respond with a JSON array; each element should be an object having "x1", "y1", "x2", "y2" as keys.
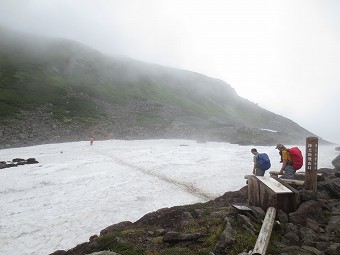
[
  {"x1": 304, "y1": 137, "x2": 318, "y2": 191},
  {"x1": 252, "y1": 207, "x2": 277, "y2": 255}
]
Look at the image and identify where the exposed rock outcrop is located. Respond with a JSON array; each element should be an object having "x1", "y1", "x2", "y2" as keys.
[{"x1": 0, "y1": 158, "x2": 39, "y2": 169}]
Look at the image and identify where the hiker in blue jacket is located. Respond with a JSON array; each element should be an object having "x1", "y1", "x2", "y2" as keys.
[
  {"x1": 251, "y1": 148, "x2": 271, "y2": 176},
  {"x1": 251, "y1": 148, "x2": 264, "y2": 176}
]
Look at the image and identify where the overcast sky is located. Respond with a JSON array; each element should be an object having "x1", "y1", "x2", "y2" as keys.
[{"x1": 1, "y1": 0, "x2": 339, "y2": 144}]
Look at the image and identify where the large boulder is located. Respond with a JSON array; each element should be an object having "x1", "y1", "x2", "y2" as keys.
[
  {"x1": 100, "y1": 221, "x2": 133, "y2": 236},
  {"x1": 332, "y1": 154, "x2": 340, "y2": 169},
  {"x1": 214, "y1": 217, "x2": 237, "y2": 255},
  {"x1": 135, "y1": 207, "x2": 193, "y2": 230},
  {"x1": 319, "y1": 178, "x2": 340, "y2": 199},
  {"x1": 289, "y1": 200, "x2": 326, "y2": 226}
]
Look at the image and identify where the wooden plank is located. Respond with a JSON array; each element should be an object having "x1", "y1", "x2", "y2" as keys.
[
  {"x1": 272, "y1": 176, "x2": 298, "y2": 193},
  {"x1": 272, "y1": 177, "x2": 301, "y2": 212},
  {"x1": 259, "y1": 182, "x2": 275, "y2": 211},
  {"x1": 248, "y1": 176, "x2": 260, "y2": 207},
  {"x1": 232, "y1": 203, "x2": 253, "y2": 211},
  {"x1": 244, "y1": 174, "x2": 253, "y2": 179},
  {"x1": 269, "y1": 171, "x2": 322, "y2": 177},
  {"x1": 295, "y1": 172, "x2": 322, "y2": 176},
  {"x1": 280, "y1": 179, "x2": 305, "y2": 186},
  {"x1": 252, "y1": 207, "x2": 277, "y2": 255},
  {"x1": 256, "y1": 176, "x2": 292, "y2": 194},
  {"x1": 269, "y1": 170, "x2": 281, "y2": 176}
]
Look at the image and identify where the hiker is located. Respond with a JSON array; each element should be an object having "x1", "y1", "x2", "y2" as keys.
[
  {"x1": 275, "y1": 143, "x2": 295, "y2": 179},
  {"x1": 251, "y1": 148, "x2": 270, "y2": 176},
  {"x1": 90, "y1": 135, "x2": 94, "y2": 145}
]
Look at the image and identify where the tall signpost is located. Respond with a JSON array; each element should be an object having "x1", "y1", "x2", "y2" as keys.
[{"x1": 305, "y1": 137, "x2": 318, "y2": 191}]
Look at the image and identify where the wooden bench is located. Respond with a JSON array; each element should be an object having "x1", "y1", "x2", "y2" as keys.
[
  {"x1": 269, "y1": 171, "x2": 323, "y2": 186},
  {"x1": 247, "y1": 176, "x2": 300, "y2": 213},
  {"x1": 245, "y1": 174, "x2": 305, "y2": 186}
]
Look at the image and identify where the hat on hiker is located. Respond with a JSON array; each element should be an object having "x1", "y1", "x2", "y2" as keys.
[{"x1": 275, "y1": 143, "x2": 283, "y2": 149}]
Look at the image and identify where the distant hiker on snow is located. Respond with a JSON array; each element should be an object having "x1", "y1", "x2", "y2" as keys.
[
  {"x1": 251, "y1": 148, "x2": 271, "y2": 176},
  {"x1": 90, "y1": 135, "x2": 94, "y2": 145}
]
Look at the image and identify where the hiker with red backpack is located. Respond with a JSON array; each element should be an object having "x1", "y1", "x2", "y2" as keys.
[
  {"x1": 251, "y1": 148, "x2": 271, "y2": 176},
  {"x1": 276, "y1": 143, "x2": 303, "y2": 179}
]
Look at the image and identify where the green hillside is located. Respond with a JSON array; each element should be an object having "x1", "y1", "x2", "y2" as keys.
[{"x1": 0, "y1": 27, "x2": 320, "y2": 148}]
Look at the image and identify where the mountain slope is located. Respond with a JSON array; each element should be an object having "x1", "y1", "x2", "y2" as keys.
[{"x1": 0, "y1": 26, "x2": 321, "y2": 148}]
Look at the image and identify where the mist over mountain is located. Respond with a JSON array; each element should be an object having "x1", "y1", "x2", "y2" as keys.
[{"x1": 0, "y1": 26, "x2": 323, "y2": 149}]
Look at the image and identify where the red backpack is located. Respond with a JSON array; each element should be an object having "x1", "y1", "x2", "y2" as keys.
[{"x1": 288, "y1": 147, "x2": 303, "y2": 170}]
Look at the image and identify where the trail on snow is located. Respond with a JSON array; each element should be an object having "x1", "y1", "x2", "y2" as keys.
[{"x1": 94, "y1": 148, "x2": 214, "y2": 201}]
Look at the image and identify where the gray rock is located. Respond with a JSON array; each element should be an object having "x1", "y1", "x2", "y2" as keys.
[
  {"x1": 280, "y1": 245, "x2": 313, "y2": 255},
  {"x1": 300, "y1": 226, "x2": 318, "y2": 245},
  {"x1": 99, "y1": 221, "x2": 133, "y2": 236},
  {"x1": 332, "y1": 154, "x2": 340, "y2": 169},
  {"x1": 289, "y1": 200, "x2": 326, "y2": 225},
  {"x1": 214, "y1": 218, "x2": 237, "y2": 255},
  {"x1": 319, "y1": 178, "x2": 340, "y2": 198},
  {"x1": 238, "y1": 214, "x2": 257, "y2": 233},
  {"x1": 282, "y1": 232, "x2": 300, "y2": 245},
  {"x1": 306, "y1": 218, "x2": 319, "y2": 232},
  {"x1": 316, "y1": 242, "x2": 340, "y2": 254},
  {"x1": 301, "y1": 246, "x2": 324, "y2": 255},
  {"x1": 282, "y1": 223, "x2": 300, "y2": 245},
  {"x1": 299, "y1": 190, "x2": 318, "y2": 202}
]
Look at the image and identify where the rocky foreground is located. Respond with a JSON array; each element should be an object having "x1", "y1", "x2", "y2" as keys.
[{"x1": 48, "y1": 155, "x2": 340, "y2": 255}]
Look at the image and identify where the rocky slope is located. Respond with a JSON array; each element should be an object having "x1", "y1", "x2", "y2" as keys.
[{"x1": 50, "y1": 154, "x2": 340, "y2": 255}]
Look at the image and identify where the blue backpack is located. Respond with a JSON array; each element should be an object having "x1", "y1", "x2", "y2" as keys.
[{"x1": 257, "y1": 153, "x2": 271, "y2": 170}]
